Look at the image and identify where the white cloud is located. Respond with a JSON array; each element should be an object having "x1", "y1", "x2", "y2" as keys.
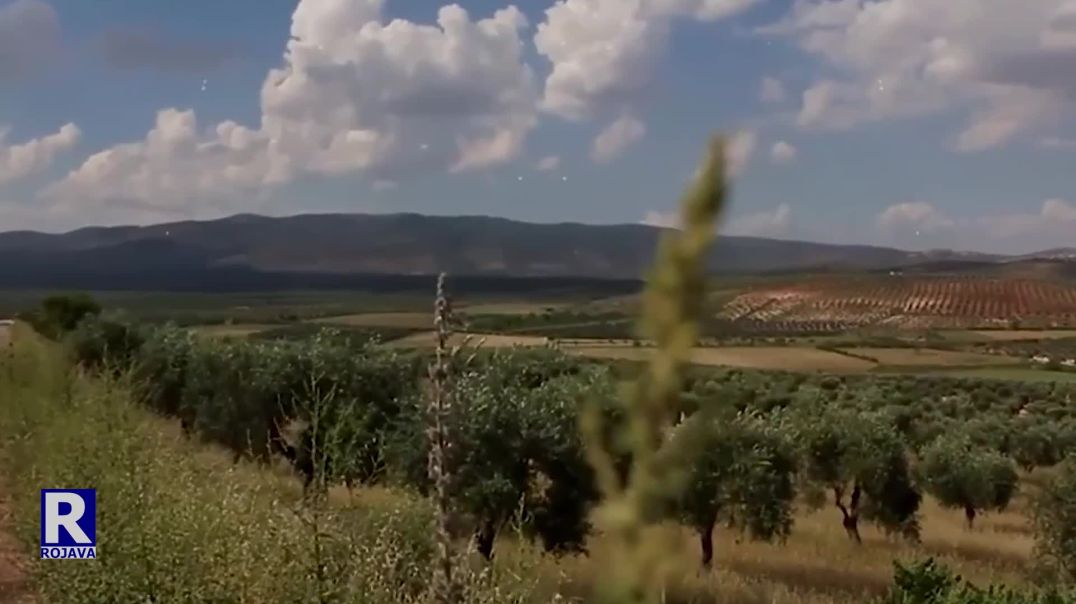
[
  {"x1": 641, "y1": 209, "x2": 679, "y2": 229},
  {"x1": 876, "y1": 199, "x2": 1076, "y2": 248},
  {"x1": 535, "y1": 0, "x2": 760, "y2": 119},
  {"x1": 726, "y1": 130, "x2": 757, "y2": 176},
  {"x1": 591, "y1": 114, "x2": 646, "y2": 163},
  {"x1": 45, "y1": 1, "x2": 537, "y2": 214},
  {"x1": 770, "y1": 140, "x2": 798, "y2": 163},
  {"x1": 1040, "y1": 136, "x2": 1076, "y2": 149},
  {"x1": 723, "y1": 203, "x2": 792, "y2": 237},
  {"x1": 1042, "y1": 198, "x2": 1076, "y2": 222},
  {"x1": 760, "y1": 76, "x2": 787, "y2": 103},
  {"x1": 0, "y1": 122, "x2": 80, "y2": 185},
  {"x1": 536, "y1": 155, "x2": 561, "y2": 171},
  {"x1": 766, "y1": 0, "x2": 1076, "y2": 150},
  {"x1": 876, "y1": 201, "x2": 954, "y2": 232},
  {"x1": 0, "y1": 0, "x2": 60, "y2": 81}
]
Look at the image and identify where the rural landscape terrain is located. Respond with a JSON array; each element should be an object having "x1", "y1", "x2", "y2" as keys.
[
  {"x1": 2, "y1": 192, "x2": 1076, "y2": 604},
  {"x1": 2, "y1": 0, "x2": 1076, "y2": 602}
]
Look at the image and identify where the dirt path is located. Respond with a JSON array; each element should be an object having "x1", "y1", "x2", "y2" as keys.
[
  {"x1": 0, "y1": 324, "x2": 34, "y2": 603},
  {"x1": 0, "y1": 482, "x2": 33, "y2": 603}
]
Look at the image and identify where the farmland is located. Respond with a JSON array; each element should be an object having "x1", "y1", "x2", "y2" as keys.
[
  {"x1": 4, "y1": 263, "x2": 1076, "y2": 602},
  {"x1": 717, "y1": 276, "x2": 1076, "y2": 332}
]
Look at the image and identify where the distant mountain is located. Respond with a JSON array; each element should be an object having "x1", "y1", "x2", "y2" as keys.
[{"x1": 0, "y1": 213, "x2": 1070, "y2": 290}]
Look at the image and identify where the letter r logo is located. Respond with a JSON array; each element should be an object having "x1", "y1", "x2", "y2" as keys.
[{"x1": 40, "y1": 489, "x2": 96, "y2": 548}]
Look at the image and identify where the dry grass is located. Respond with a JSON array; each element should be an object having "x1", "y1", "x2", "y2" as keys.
[
  {"x1": 846, "y1": 347, "x2": 1012, "y2": 367},
  {"x1": 309, "y1": 483, "x2": 1036, "y2": 604},
  {"x1": 570, "y1": 346, "x2": 876, "y2": 373},
  {"x1": 488, "y1": 494, "x2": 1035, "y2": 604},
  {"x1": 309, "y1": 312, "x2": 434, "y2": 328}
]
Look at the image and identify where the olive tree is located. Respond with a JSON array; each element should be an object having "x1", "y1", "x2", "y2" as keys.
[
  {"x1": 665, "y1": 411, "x2": 797, "y2": 568},
  {"x1": 794, "y1": 406, "x2": 922, "y2": 543},
  {"x1": 389, "y1": 350, "x2": 604, "y2": 560},
  {"x1": 917, "y1": 436, "x2": 1018, "y2": 529}
]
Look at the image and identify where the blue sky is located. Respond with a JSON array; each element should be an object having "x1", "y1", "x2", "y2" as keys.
[{"x1": 0, "y1": 0, "x2": 1073, "y2": 254}]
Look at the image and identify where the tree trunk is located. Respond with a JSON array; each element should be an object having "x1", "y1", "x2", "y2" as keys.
[
  {"x1": 699, "y1": 522, "x2": 715, "y2": 569},
  {"x1": 475, "y1": 520, "x2": 497, "y2": 561},
  {"x1": 835, "y1": 485, "x2": 863, "y2": 544},
  {"x1": 964, "y1": 505, "x2": 976, "y2": 530}
]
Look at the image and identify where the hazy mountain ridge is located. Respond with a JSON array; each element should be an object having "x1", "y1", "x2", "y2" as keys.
[{"x1": 0, "y1": 213, "x2": 1070, "y2": 287}]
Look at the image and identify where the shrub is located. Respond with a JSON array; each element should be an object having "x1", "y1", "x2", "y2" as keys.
[
  {"x1": 877, "y1": 558, "x2": 1072, "y2": 604},
  {"x1": 1031, "y1": 459, "x2": 1076, "y2": 585},
  {"x1": 68, "y1": 312, "x2": 146, "y2": 374},
  {"x1": 21, "y1": 293, "x2": 102, "y2": 340}
]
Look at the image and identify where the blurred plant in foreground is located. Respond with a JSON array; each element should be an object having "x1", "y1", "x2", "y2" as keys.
[{"x1": 581, "y1": 136, "x2": 728, "y2": 604}]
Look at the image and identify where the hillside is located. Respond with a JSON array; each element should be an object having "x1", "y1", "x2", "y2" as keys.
[{"x1": 0, "y1": 212, "x2": 1069, "y2": 289}]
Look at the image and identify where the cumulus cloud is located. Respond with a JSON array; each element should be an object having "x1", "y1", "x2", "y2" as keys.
[
  {"x1": 723, "y1": 203, "x2": 792, "y2": 237},
  {"x1": 591, "y1": 114, "x2": 646, "y2": 163},
  {"x1": 100, "y1": 26, "x2": 236, "y2": 73},
  {"x1": 0, "y1": 123, "x2": 80, "y2": 185},
  {"x1": 536, "y1": 155, "x2": 561, "y2": 171},
  {"x1": 876, "y1": 201, "x2": 954, "y2": 232},
  {"x1": 760, "y1": 76, "x2": 787, "y2": 103},
  {"x1": 0, "y1": 0, "x2": 60, "y2": 81},
  {"x1": 45, "y1": 1, "x2": 537, "y2": 213},
  {"x1": 877, "y1": 199, "x2": 1076, "y2": 249},
  {"x1": 765, "y1": 0, "x2": 1076, "y2": 150},
  {"x1": 641, "y1": 209, "x2": 679, "y2": 229},
  {"x1": 535, "y1": 0, "x2": 760, "y2": 119},
  {"x1": 727, "y1": 130, "x2": 758, "y2": 176},
  {"x1": 770, "y1": 140, "x2": 798, "y2": 163}
]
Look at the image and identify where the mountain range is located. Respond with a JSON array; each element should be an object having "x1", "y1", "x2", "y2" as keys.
[{"x1": 0, "y1": 213, "x2": 1072, "y2": 290}]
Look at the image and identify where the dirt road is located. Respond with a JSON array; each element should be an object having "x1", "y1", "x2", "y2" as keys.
[
  {"x1": 0, "y1": 323, "x2": 34, "y2": 603},
  {"x1": 0, "y1": 485, "x2": 32, "y2": 603}
]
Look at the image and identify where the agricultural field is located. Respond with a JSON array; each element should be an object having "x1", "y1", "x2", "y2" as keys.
[
  {"x1": 572, "y1": 345, "x2": 878, "y2": 372},
  {"x1": 192, "y1": 323, "x2": 277, "y2": 338},
  {"x1": 839, "y1": 347, "x2": 1014, "y2": 368},
  {"x1": 310, "y1": 312, "x2": 434, "y2": 328},
  {"x1": 717, "y1": 276, "x2": 1076, "y2": 332}
]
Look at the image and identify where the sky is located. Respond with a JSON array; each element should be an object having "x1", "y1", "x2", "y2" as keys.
[{"x1": 0, "y1": 0, "x2": 1074, "y2": 254}]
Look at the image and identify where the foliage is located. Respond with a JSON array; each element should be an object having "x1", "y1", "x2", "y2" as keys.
[
  {"x1": 390, "y1": 349, "x2": 604, "y2": 558},
  {"x1": 917, "y1": 435, "x2": 1018, "y2": 528},
  {"x1": 877, "y1": 559, "x2": 1073, "y2": 604},
  {"x1": 792, "y1": 404, "x2": 922, "y2": 542},
  {"x1": 67, "y1": 312, "x2": 147, "y2": 373},
  {"x1": 666, "y1": 410, "x2": 797, "y2": 567},
  {"x1": 1032, "y1": 459, "x2": 1076, "y2": 585},
  {"x1": 0, "y1": 336, "x2": 550, "y2": 604},
  {"x1": 21, "y1": 293, "x2": 102, "y2": 340}
]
